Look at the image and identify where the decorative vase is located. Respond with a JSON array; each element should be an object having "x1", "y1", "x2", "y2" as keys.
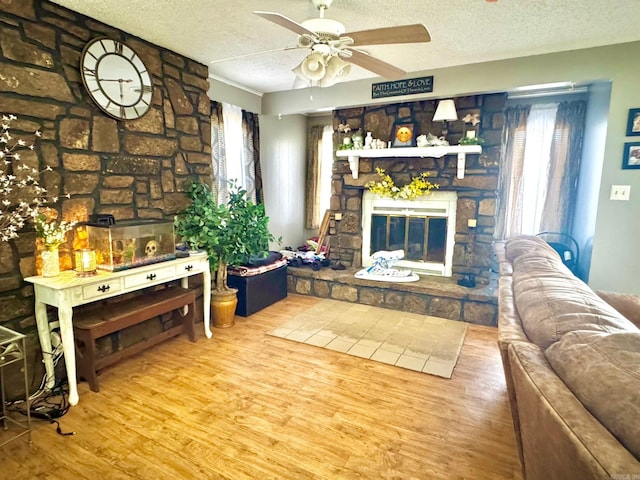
[
  {"x1": 352, "y1": 131, "x2": 363, "y2": 149},
  {"x1": 41, "y1": 246, "x2": 60, "y2": 277},
  {"x1": 211, "y1": 288, "x2": 238, "y2": 328}
]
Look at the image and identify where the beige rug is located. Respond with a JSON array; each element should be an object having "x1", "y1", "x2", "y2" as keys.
[{"x1": 268, "y1": 299, "x2": 468, "y2": 378}]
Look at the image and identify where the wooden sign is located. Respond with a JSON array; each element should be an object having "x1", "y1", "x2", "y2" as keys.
[{"x1": 371, "y1": 76, "x2": 434, "y2": 99}]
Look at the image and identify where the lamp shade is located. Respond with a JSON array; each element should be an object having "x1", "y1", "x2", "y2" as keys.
[
  {"x1": 433, "y1": 99, "x2": 458, "y2": 122},
  {"x1": 300, "y1": 52, "x2": 326, "y2": 81},
  {"x1": 318, "y1": 56, "x2": 351, "y2": 88}
]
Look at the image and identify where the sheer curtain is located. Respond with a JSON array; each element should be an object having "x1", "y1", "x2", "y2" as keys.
[
  {"x1": 211, "y1": 101, "x2": 226, "y2": 202},
  {"x1": 304, "y1": 125, "x2": 333, "y2": 230},
  {"x1": 495, "y1": 99, "x2": 586, "y2": 239},
  {"x1": 520, "y1": 103, "x2": 558, "y2": 234}
]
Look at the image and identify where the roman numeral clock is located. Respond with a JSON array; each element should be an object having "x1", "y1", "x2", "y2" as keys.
[{"x1": 80, "y1": 37, "x2": 153, "y2": 120}]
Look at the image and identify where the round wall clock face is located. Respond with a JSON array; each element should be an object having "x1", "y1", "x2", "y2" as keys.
[{"x1": 80, "y1": 37, "x2": 153, "y2": 120}]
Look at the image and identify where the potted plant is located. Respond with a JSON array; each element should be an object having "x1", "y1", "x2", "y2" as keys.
[{"x1": 175, "y1": 181, "x2": 275, "y2": 328}]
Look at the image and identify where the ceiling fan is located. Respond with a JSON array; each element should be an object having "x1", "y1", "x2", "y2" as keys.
[{"x1": 253, "y1": 0, "x2": 431, "y2": 87}]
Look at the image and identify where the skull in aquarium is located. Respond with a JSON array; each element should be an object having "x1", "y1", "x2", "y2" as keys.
[{"x1": 145, "y1": 240, "x2": 159, "y2": 257}]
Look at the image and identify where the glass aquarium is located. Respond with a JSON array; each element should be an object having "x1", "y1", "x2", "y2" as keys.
[{"x1": 86, "y1": 220, "x2": 176, "y2": 272}]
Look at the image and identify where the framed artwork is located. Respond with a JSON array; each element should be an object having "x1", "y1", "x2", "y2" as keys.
[
  {"x1": 626, "y1": 108, "x2": 640, "y2": 136},
  {"x1": 392, "y1": 122, "x2": 415, "y2": 147},
  {"x1": 622, "y1": 142, "x2": 640, "y2": 169}
]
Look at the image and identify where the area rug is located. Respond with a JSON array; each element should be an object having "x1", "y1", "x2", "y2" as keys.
[{"x1": 267, "y1": 299, "x2": 468, "y2": 378}]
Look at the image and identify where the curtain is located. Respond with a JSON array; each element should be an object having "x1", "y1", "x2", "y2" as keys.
[
  {"x1": 211, "y1": 101, "x2": 227, "y2": 202},
  {"x1": 495, "y1": 105, "x2": 530, "y2": 239},
  {"x1": 304, "y1": 125, "x2": 324, "y2": 230},
  {"x1": 539, "y1": 100, "x2": 587, "y2": 233},
  {"x1": 520, "y1": 103, "x2": 558, "y2": 234},
  {"x1": 243, "y1": 110, "x2": 262, "y2": 204}
]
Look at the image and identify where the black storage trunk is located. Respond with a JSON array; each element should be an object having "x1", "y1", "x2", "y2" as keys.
[{"x1": 227, "y1": 264, "x2": 288, "y2": 317}]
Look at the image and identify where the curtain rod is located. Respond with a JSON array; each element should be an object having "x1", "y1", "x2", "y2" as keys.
[{"x1": 507, "y1": 86, "x2": 588, "y2": 99}]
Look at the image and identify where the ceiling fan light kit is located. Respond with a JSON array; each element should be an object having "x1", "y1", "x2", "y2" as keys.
[
  {"x1": 253, "y1": 0, "x2": 431, "y2": 88},
  {"x1": 300, "y1": 52, "x2": 327, "y2": 80}
]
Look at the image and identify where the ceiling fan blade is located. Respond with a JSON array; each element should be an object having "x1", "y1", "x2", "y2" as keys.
[
  {"x1": 345, "y1": 49, "x2": 406, "y2": 80},
  {"x1": 346, "y1": 24, "x2": 431, "y2": 46},
  {"x1": 210, "y1": 46, "x2": 302, "y2": 64},
  {"x1": 253, "y1": 11, "x2": 317, "y2": 37}
]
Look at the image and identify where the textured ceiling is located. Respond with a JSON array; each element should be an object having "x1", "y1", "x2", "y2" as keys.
[{"x1": 52, "y1": 0, "x2": 640, "y2": 94}]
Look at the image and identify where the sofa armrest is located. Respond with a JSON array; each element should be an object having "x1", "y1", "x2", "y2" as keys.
[
  {"x1": 595, "y1": 290, "x2": 640, "y2": 328},
  {"x1": 508, "y1": 341, "x2": 640, "y2": 479}
]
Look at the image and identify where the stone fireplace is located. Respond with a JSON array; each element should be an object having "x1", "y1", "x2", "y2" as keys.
[{"x1": 328, "y1": 94, "x2": 506, "y2": 284}]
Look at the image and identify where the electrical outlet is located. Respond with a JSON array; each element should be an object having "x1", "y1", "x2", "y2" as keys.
[
  {"x1": 610, "y1": 185, "x2": 631, "y2": 201},
  {"x1": 334, "y1": 212, "x2": 342, "y2": 221}
]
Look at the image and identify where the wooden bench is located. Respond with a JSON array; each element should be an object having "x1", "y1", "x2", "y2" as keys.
[{"x1": 73, "y1": 286, "x2": 197, "y2": 392}]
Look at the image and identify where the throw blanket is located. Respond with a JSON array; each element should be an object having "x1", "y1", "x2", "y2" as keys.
[{"x1": 228, "y1": 258, "x2": 288, "y2": 277}]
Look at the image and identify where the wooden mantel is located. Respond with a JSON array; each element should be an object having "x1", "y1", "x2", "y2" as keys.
[{"x1": 336, "y1": 145, "x2": 482, "y2": 179}]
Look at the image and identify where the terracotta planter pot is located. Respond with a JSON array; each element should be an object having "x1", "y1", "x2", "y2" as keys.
[{"x1": 211, "y1": 288, "x2": 238, "y2": 328}]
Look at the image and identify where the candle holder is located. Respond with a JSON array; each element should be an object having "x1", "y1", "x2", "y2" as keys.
[{"x1": 74, "y1": 249, "x2": 97, "y2": 277}]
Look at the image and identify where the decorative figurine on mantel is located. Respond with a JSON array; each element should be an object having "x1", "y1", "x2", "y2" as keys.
[
  {"x1": 364, "y1": 131, "x2": 373, "y2": 149},
  {"x1": 416, "y1": 133, "x2": 449, "y2": 147}
]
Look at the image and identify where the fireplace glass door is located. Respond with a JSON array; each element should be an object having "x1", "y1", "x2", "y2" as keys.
[{"x1": 370, "y1": 215, "x2": 447, "y2": 263}]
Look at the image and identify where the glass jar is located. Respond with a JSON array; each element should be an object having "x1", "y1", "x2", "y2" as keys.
[{"x1": 41, "y1": 246, "x2": 60, "y2": 277}]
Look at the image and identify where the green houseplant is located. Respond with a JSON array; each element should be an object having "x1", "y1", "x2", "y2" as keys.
[{"x1": 175, "y1": 181, "x2": 275, "y2": 327}]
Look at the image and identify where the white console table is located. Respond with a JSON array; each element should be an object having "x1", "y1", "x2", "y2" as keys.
[{"x1": 25, "y1": 252, "x2": 211, "y2": 406}]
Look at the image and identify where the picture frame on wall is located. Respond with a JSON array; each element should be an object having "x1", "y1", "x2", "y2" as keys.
[
  {"x1": 391, "y1": 122, "x2": 416, "y2": 147},
  {"x1": 626, "y1": 108, "x2": 640, "y2": 136},
  {"x1": 622, "y1": 142, "x2": 640, "y2": 169}
]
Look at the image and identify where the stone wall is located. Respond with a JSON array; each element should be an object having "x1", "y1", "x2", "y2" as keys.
[
  {"x1": 330, "y1": 94, "x2": 506, "y2": 284},
  {"x1": 0, "y1": 0, "x2": 211, "y2": 395}
]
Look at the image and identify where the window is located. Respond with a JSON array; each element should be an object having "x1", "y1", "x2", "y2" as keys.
[
  {"x1": 496, "y1": 99, "x2": 586, "y2": 239},
  {"x1": 211, "y1": 101, "x2": 260, "y2": 204}
]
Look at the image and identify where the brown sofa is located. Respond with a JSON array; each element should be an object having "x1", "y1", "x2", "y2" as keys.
[{"x1": 495, "y1": 236, "x2": 640, "y2": 480}]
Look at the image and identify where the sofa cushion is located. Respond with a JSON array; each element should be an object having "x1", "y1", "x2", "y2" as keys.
[
  {"x1": 546, "y1": 331, "x2": 640, "y2": 461},
  {"x1": 513, "y1": 251, "x2": 573, "y2": 277},
  {"x1": 505, "y1": 235, "x2": 560, "y2": 262},
  {"x1": 512, "y1": 256, "x2": 637, "y2": 349}
]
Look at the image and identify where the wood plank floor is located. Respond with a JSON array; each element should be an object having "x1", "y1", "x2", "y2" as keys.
[{"x1": 2, "y1": 294, "x2": 522, "y2": 479}]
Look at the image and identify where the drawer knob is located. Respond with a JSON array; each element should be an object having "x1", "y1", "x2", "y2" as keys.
[
  {"x1": 97, "y1": 285, "x2": 111, "y2": 293},
  {"x1": 146, "y1": 273, "x2": 157, "y2": 281},
  {"x1": 185, "y1": 265, "x2": 193, "y2": 271}
]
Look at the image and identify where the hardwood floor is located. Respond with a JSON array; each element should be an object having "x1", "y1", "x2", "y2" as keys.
[{"x1": 2, "y1": 294, "x2": 522, "y2": 479}]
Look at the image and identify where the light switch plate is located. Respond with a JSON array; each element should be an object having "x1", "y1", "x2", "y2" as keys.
[{"x1": 610, "y1": 185, "x2": 631, "y2": 201}]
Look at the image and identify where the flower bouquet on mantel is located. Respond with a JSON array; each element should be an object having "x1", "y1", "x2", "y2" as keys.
[{"x1": 365, "y1": 167, "x2": 439, "y2": 200}]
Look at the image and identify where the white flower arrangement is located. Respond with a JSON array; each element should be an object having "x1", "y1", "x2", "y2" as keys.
[
  {"x1": 33, "y1": 211, "x2": 77, "y2": 249},
  {"x1": 0, "y1": 114, "x2": 63, "y2": 242}
]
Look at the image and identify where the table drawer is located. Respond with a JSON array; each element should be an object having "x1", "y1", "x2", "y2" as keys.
[
  {"x1": 82, "y1": 279, "x2": 124, "y2": 301},
  {"x1": 123, "y1": 265, "x2": 175, "y2": 288},
  {"x1": 176, "y1": 259, "x2": 207, "y2": 276}
]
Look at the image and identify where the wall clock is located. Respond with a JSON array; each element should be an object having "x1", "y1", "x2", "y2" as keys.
[{"x1": 80, "y1": 37, "x2": 153, "y2": 120}]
